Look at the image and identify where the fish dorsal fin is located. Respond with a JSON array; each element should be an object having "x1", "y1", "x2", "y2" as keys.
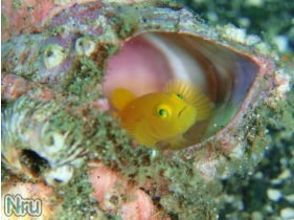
[
  {"x1": 164, "y1": 80, "x2": 200, "y2": 105},
  {"x1": 164, "y1": 80, "x2": 213, "y2": 121},
  {"x1": 110, "y1": 88, "x2": 136, "y2": 111}
]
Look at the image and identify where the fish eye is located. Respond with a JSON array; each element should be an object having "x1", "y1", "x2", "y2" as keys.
[
  {"x1": 156, "y1": 105, "x2": 171, "y2": 119},
  {"x1": 158, "y1": 108, "x2": 168, "y2": 118},
  {"x1": 176, "y1": 93, "x2": 184, "y2": 100}
]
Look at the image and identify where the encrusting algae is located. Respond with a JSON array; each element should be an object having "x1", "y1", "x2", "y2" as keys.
[{"x1": 110, "y1": 80, "x2": 213, "y2": 149}]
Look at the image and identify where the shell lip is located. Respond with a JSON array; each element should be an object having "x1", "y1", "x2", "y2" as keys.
[{"x1": 184, "y1": 56, "x2": 275, "y2": 153}]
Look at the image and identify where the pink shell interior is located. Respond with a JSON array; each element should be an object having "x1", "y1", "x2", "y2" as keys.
[{"x1": 103, "y1": 36, "x2": 172, "y2": 97}]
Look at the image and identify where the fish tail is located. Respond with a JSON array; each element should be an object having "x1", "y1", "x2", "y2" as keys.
[{"x1": 110, "y1": 88, "x2": 136, "y2": 111}]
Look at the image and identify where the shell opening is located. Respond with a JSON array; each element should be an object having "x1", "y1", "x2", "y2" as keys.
[{"x1": 103, "y1": 32, "x2": 260, "y2": 148}]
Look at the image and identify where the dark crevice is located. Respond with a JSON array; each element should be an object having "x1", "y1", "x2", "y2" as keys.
[{"x1": 20, "y1": 149, "x2": 50, "y2": 177}]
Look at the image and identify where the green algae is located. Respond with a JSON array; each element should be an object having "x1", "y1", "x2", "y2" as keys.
[
  {"x1": 160, "y1": 159, "x2": 222, "y2": 219},
  {"x1": 1, "y1": 162, "x2": 13, "y2": 183},
  {"x1": 12, "y1": 0, "x2": 22, "y2": 9},
  {"x1": 55, "y1": 165, "x2": 109, "y2": 220},
  {"x1": 63, "y1": 57, "x2": 104, "y2": 100},
  {"x1": 1, "y1": 14, "x2": 8, "y2": 29},
  {"x1": 108, "y1": 6, "x2": 140, "y2": 40}
]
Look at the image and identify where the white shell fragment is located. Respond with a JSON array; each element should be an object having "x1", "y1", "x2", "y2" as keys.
[
  {"x1": 280, "y1": 208, "x2": 294, "y2": 220},
  {"x1": 44, "y1": 165, "x2": 74, "y2": 185},
  {"x1": 43, "y1": 44, "x2": 66, "y2": 69},
  {"x1": 251, "y1": 211, "x2": 263, "y2": 220},
  {"x1": 285, "y1": 194, "x2": 294, "y2": 203},
  {"x1": 267, "y1": 188, "x2": 283, "y2": 202},
  {"x1": 75, "y1": 37, "x2": 96, "y2": 57},
  {"x1": 271, "y1": 169, "x2": 291, "y2": 185}
]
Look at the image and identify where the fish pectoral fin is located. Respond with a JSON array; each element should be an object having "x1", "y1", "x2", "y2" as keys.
[
  {"x1": 135, "y1": 130, "x2": 157, "y2": 147},
  {"x1": 122, "y1": 118, "x2": 156, "y2": 147},
  {"x1": 131, "y1": 123, "x2": 158, "y2": 147},
  {"x1": 110, "y1": 88, "x2": 136, "y2": 111}
]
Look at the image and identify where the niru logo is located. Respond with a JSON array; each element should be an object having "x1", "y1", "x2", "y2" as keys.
[{"x1": 4, "y1": 194, "x2": 42, "y2": 217}]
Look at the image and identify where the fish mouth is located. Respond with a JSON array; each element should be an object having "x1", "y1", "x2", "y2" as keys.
[{"x1": 178, "y1": 106, "x2": 187, "y2": 117}]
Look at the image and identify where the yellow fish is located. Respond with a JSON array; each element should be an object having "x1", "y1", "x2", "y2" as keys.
[{"x1": 110, "y1": 80, "x2": 213, "y2": 149}]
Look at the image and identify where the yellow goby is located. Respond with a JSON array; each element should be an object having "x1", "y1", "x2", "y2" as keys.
[{"x1": 110, "y1": 80, "x2": 213, "y2": 149}]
